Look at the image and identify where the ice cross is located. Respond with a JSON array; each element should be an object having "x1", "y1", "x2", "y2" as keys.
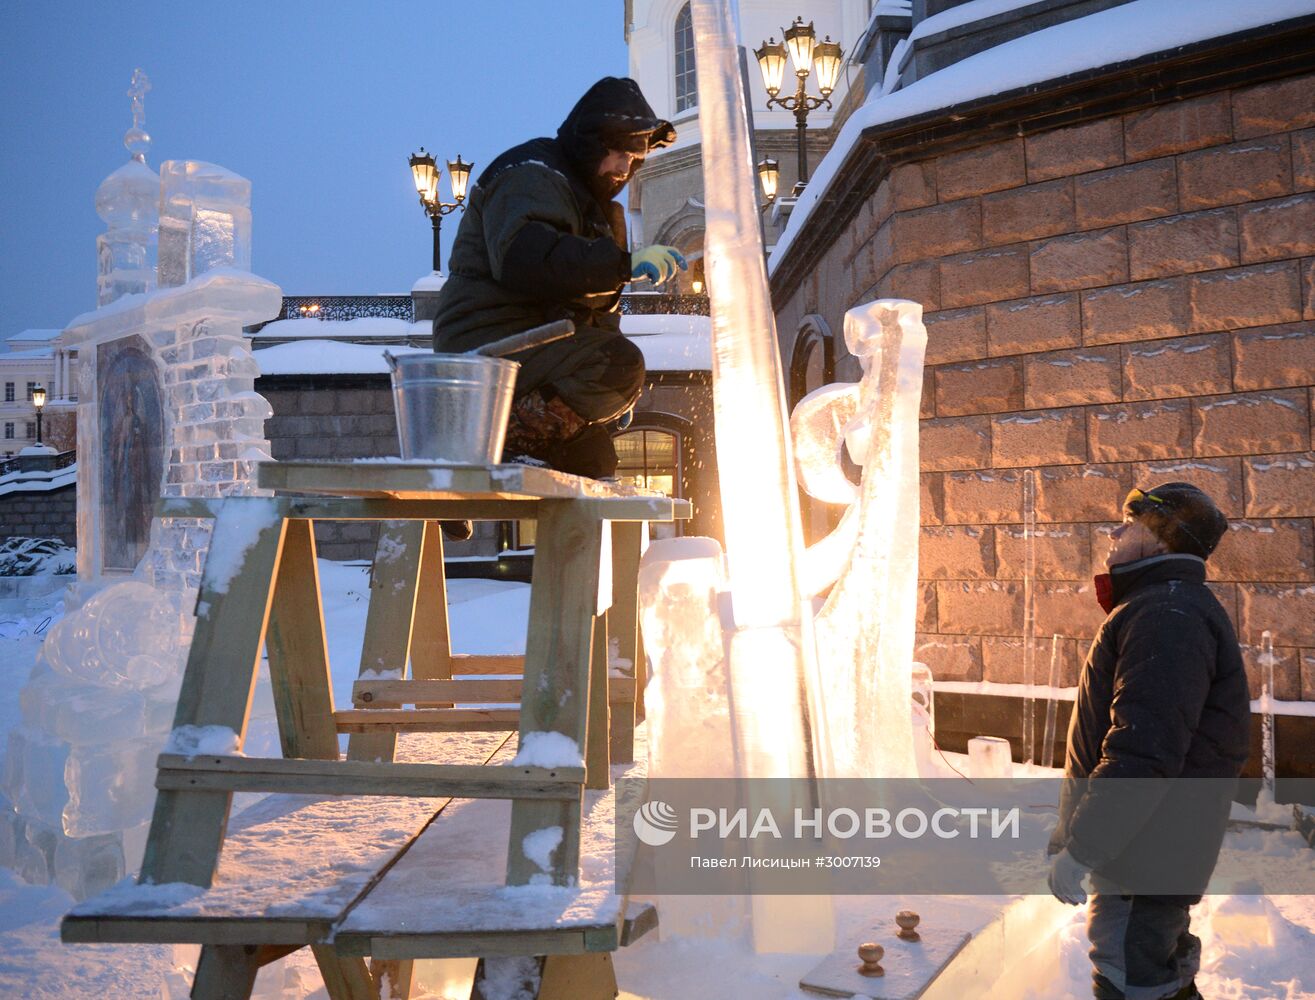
[{"x1": 124, "y1": 68, "x2": 152, "y2": 162}]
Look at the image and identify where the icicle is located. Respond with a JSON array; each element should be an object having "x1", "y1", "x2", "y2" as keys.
[{"x1": 1041, "y1": 633, "x2": 1062, "y2": 769}]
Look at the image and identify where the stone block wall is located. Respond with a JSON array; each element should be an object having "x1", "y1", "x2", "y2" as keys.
[
  {"x1": 0, "y1": 486, "x2": 76, "y2": 545},
  {"x1": 775, "y1": 72, "x2": 1315, "y2": 702}
]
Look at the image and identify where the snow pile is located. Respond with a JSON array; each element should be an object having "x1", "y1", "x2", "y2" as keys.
[
  {"x1": 510, "y1": 731, "x2": 583, "y2": 768},
  {"x1": 163, "y1": 725, "x2": 241, "y2": 759},
  {"x1": 0, "y1": 537, "x2": 75, "y2": 577}
]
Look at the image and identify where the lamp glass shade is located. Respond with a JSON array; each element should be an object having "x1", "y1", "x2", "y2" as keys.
[
  {"x1": 783, "y1": 17, "x2": 816, "y2": 75},
  {"x1": 409, "y1": 148, "x2": 438, "y2": 197},
  {"x1": 32, "y1": 386, "x2": 46, "y2": 409},
  {"x1": 758, "y1": 157, "x2": 780, "y2": 202},
  {"x1": 755, "y1": 39, "x2": 788, "y2": 96},
  {"x1": 813, "y1": 39, "x2": 843, "y2": 96},
  {"x1": 447, "y1": 155, "x2": 472, "y2": 202}
]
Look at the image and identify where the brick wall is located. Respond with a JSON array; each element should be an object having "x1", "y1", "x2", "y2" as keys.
[
  {"x1": 0, "y1": 485, "x2": 76, "y2": 545},
  {"x1": 776, "y1": 72, "x2": 1315, "y2": 702}
]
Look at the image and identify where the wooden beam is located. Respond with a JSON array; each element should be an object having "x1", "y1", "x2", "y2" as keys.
[
  {"x1": 448, "y1": 654, "x2": 525, "y2": 675},
  {"x1": 335, "y1": 708, "x2": 520, "y2": 733},
  {"x1": 409, "y1": 523, "x2": 453, "y2": 684},
  {"x1": 154, "y1": 754, "x2": 583, "y2": 799},
  {"x1": 313, "y1": 945, "x2": 381, "y2": 1000},
  {"x1": 351, "y1": 677, "x2": 636, "y2": 706},
  {"x1": 265, "y1": 517, "x2": 339, "y2": 759},
  {"x1": 348, "y1": 521, "x2": 425, "y2": 764},
  {"x1": 506, "y1": 500, "x2": 600, "y2": 886},
  {"x1": 191, "y1": 943, "x2": 261, "y2": 1000},
  {"x1": 585, "y1": 613, "x2": 610, "y2": 791},
  {"x1": 353, "y1": 678, "x2": 523, "y2": 705},
  {"x1": 538, "y1": 953, "x2": 619, "y2": 1000},
  {"x1": 608, "y1": 521, "x2": 643, "y2": 762},
  {"x1": 139, "y1": 498, "x2": 287, "y2": 888}
]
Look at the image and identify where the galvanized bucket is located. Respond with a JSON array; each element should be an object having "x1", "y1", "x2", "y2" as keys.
[{"x1": 386, "y1": 352, "x2": 519, "y2": 464}]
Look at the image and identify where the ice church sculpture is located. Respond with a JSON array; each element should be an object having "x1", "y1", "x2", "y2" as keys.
[{"x1": 1, "y1": 70, "x2": 282, "y2": 899}]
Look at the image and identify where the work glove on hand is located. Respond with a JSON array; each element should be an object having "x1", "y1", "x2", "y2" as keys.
[
  {"x1": 631, "y1": 245, "x2": 688, "y2": 287},
  {"x1": 1047, "y1": 848, "x2": 1090, "y2": 906}
]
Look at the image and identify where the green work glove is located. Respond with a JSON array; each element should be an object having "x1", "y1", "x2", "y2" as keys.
[{"x1": 631, "y1": 245, "x2": 688, "y2": 287}]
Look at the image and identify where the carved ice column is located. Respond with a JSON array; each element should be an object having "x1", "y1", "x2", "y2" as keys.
[{"x1": 0, "y1": 71, "x2": 282, "y2": 899}]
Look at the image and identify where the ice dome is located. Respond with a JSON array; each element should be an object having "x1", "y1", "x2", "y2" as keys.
[{"x1": 94, "y1": 158, "x2": 159, "y2": 227}]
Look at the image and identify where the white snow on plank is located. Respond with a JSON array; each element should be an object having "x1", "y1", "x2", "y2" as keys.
[
  {"x1": 338, "y1": 728, "x2": 646, "y2": 938},
  {"x1": 68, "y1": 731, "x2": 512, "y2": 923},
  {"x1": 770, "y1": 0, "x2": 1315, "y2": 269}
]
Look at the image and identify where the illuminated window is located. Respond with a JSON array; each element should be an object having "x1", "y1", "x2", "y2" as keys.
[
  {"x1": 615, "y1": 428, "x2": 678, "y2": 496},
  {"x1": 674, "y1": 3, "x2": 698, "y2": 113}
]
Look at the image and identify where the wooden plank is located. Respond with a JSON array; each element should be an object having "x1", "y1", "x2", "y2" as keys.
[
  {"x1": 265, "y1": 517, "x2": 339, "y2": 760},
  {"x1": 585, "y1": 613, "x2": 610, "y2": 792},
  {"x1": 313, "y1": 945, "x2": 381, "y2": 1000},
  {"x1": 409, "y1": 523, "x2": 453, "y2": 683},
  {"x1": 154, "y1": 754, "x2": 583, "y2": 799},
  {"x1": 354, "y1": 679, "x2": 523, "y2": 704},
  {"x1": 192, "y1": 943, "x2": 261, "y2": 1000},
  {"x1": 336, "y1": 709, "x2": 520, "y2": 734},
  {"x1": 449, "y1": 654, "x2": 524, "y2": 675},
  {"x1": 257, "y1": 461, "x2": 672, "y2": 504},
  {"x1": 348, "y1": 521, "x2": 425, "y2": 764},
  {"x1": 609, "y1": 522, "x2": 643, "y2": 762},
  {"x1": 538, "y1": 953, "x2": 618, "y2": 1000},
  {"x1": 352, "y1": 677, "x2": 636, "y2": 706},
  {"x1": 369, "y1": 957, "x2": 414, "y2": 1000},
  {"x1": 61, "y1": 915, "x2": 330, "y2": 946},
  {"x1": 619, "y1": 901, "x2": 659, "y2": 947},
  {"x1": 506, "y1": 500, "x2": 602, "y2": 886},
  {"x1": 359, "y1": 930, "x2": 589, "y2": 961},
  {"x1": 139, "y1": 498, "x2": 288, "y2": 888}
]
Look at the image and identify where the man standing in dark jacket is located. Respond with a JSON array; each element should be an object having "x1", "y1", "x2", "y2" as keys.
[
  {"x1": 1048, "y1": 482, "x2": 1250, "y2": 1000},
  {"x1": 432, "y1": 77, "x2": 686, "y2": 478}
]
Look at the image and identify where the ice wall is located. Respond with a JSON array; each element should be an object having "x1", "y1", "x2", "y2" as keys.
[{"x1": 2, "y1": 136, "x2": 280, "y2": 899}]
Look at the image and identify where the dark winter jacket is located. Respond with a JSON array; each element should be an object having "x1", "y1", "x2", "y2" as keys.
[
  {"x1": 1049, "y1": 553, "x2": 1250, "y2": 900},
  {"x1": 432, "y1": 78, "x2": 674, "y2": 351}
]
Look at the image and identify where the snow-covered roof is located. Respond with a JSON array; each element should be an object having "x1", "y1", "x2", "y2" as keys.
[
  {"x1": 0, "y1": 347, "x2": 56, "y2": 362},
  {"x1": 0, "y1": 462, "x2": 76, "y2": 498},
  {"x1": 251, "y1": 317, "x2": 426, "y2": 341},
  {"x1": 254, "y1": 314, "x2": 712, "y2": 377},
  {"x1": 770, "y1": 0, "x2": 1315, "y2": 271},
  {"x1": 6, "y1": 329, "x2": 62, "y2": 344}
]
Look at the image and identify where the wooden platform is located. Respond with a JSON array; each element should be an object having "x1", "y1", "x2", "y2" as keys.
[{"x1": 64, "y1": 730, "x2": 653, "y2": 957}]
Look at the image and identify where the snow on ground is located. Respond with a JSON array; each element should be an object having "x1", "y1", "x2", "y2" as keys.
[{"x1": 0, "y1": 565, "x2": 1312, "y2": 997}]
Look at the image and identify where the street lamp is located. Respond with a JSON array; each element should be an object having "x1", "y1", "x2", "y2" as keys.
[
  {"x1": 755, "y1": 17, "x2": 843, "y2": 193},
  {"x1": 758, "y1": 157, "x2": 781, "y2": 210},
  {"x1": 32, "y1": 385, "x2": 46, "y2": 445},
  {"x1": 409, "y1": 148, "x2": 472, "y2": 273}
]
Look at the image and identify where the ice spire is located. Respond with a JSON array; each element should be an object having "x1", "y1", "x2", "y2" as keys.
[{"x1": 124, "y1": 68, "x2": 151, "y2": 164}]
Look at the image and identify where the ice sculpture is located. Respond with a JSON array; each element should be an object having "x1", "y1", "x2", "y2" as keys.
[
  {"x1": 2, "y1": 72, "x2": 281, "y2": 899},
  {"x1": 799, "y1": 301, "x2": 928, "y2": 780},
  {"x1": 95, "y1": 69, "x2": 158, "y2": 306},
  {"x1": 158, "y1": 161, "x2": 253, "y2": 287}
]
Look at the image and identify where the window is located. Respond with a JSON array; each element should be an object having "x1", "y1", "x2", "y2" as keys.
[
  {"x1": 3, "y1": 424, "x2": 13, "y2": 440},
  {"x1": 25, "y1": 382, "x2": 37, "y2": 401},
  {"x1": 3, "y1": 383, "x2": 12, "y2": 403},
  {"x1": 615, "y1": 427, "x2": 678, "y2": 497},
  {"x1": 674, "y1": 3, "x2": 697, "y2": 113},
  {"x1": 24, "y1": 422, "x2": 35, "y2": 439}
]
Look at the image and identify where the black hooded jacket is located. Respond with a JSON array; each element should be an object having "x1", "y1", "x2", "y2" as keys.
[
  {"x1": 432, "y1": 78, "x2": 674, "y2": 350},
  {"x1": 1049, "y1": 553, "x2": 1250, "y2": 900}
]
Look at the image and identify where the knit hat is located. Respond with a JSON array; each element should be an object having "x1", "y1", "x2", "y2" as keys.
[{"x1": 1123, "y1": 482, "x2": 1228, "y2": 559}]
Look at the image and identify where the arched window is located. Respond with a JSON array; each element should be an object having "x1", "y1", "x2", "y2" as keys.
[
  {"x1": 789, "y1": 318, "x2": 836, "y2": 411},
  {"x1": 614, "y1": 415, "x2": 691, "y2": 538},
  {"x1": 674, "y1": 3, "x2": 697, "y2": 113}
]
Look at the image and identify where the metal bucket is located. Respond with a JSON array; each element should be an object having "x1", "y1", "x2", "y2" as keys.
[{"x1": 387, "y1": 352, "x2": 519, "y2": 464}]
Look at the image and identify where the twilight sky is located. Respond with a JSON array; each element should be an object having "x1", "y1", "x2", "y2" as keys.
[{"x1": 0, "y1": 1, "x2": 629, "y2": 341}]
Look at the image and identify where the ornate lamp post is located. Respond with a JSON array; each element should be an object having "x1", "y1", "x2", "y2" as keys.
[
  {"x1": 32, "y1": 385, "x2": 46, "y2": 445},
  {"x1": 408, "y1": 148, "x2": 472, "y2": 273},
  {"x1": 758, "y1": 156, "x2": 781, "y2": 211},
  {"x1": 755, "y1": 17, "x2": 843, "y2": 193}
]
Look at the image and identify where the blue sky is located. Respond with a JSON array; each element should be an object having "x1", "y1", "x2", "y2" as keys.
[{"x1": 0, "y1": 1, "x2": 629, "y2": 340}]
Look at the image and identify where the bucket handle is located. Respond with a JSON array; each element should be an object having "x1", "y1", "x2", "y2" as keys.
[{"x1": 382, "y1": 349, "x2": 401, "y2": 373}]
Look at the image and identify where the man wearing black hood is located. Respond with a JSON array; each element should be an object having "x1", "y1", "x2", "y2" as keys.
[{"x1": 432, "y1": 77, "x2": 685, "y2": 478}]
